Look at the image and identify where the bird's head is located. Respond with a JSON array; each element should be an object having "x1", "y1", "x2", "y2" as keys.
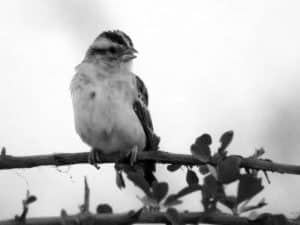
[{"x1": 85, "y1": 30, "x2": 138, "y2": 65}]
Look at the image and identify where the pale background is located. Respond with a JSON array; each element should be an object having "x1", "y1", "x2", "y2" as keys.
[{"x1": 1, "y1": 0, "x2": 300, "y2": 219}]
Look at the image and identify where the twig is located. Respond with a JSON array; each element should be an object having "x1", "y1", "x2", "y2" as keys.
[
  {"x1": 79, "y1": 176, "x2": 90, "y2": 213},
  {"x1": 15, "y1": 190, "x2": 37, "y2": 222},
  {"x1": 0, "y1": 150, "x2": 300, "y2": 175},
  {"x1": 0, "y1": 211, "x2": 251, "y2": 225}
]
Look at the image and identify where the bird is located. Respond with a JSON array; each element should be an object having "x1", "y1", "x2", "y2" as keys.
[{"x1": 70, "y1": 30, "x2": 160, "y2": 185}]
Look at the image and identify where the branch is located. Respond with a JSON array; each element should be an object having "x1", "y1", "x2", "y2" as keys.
[
  {"x1": 0, "y1": 211, "x2": 251, "y2": 225},
  {"x1": 1, "y1": 150, "x2": 300, "y2": 175}
]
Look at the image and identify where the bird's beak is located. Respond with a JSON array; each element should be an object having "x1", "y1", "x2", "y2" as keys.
[{"x1": 121, "y1": 47, "x2": 138, "y2": 62}]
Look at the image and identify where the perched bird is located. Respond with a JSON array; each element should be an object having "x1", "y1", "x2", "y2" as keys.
[{"x1": 70, "y1": 30, "x2": 159, "y2": 185}]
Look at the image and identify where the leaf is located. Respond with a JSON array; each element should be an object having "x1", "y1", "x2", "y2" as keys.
[
  {"x1": 164, "y1": 185, "x2": 202, "y2": 208},
  {"x1": 116, "y1": 171, "x2": 126, "y2": 189},
  {"x1": 190, "y1": 143, "x2": 211, "y2": 163},
  {"x1": 199, "y1": 165, "x2": 209, "y2": 175},
  {"x1": 186, "y1": 170, "x2": 199, "y2": 186},
  {"x1": 203, "y1": 175, "x2": 218, "y2": 197},
  {"x1": 164, "y1": 194, "x2": 183, "y2": 207},
  {"x1": 167, "y1": 164, "x2": 182, "y2": 172},
  {"x1": 137, "y1": 195, "x2": 158, "y2": 208},
  {"x1": 176, "y1": 184, "x2": 202, "y2": 198},
  {"x1": 166, "y1": 208, "x2": 183, "y2": 225},
  {"x1": 217, "y1": 156, "x2": 242, "y2": 184},
  {"x1": 218, "y1": 195, "x2": 237, "y2": 210},
  {"x1": 190, "y1": 134, "x2": 212, "y2": 162},
  {"x1": 207, "y1": 165, "x2": 218, "y2": 179},
  {"x1": 195, "y1": 133, "x2": 212, "y2": 146},
  {"x1": 202, "y1": 173, "x2": 224, "y2": 212},
  {"x1": 96, "y1": 204, "x2": 113, "y2": 214},
  {"x1": 127, "y1": 171, "x2": 151, "y2": 196},
  {"x1": 24, "y1": 195, "x2": 37, "y2": 205},
  {"x1": 127, "y1": 208, "x2": 143, "y2": 221},
  {"x1": 237, "y1": 174, "x2": 264, "y2": 204},
  {"x1": 219, "y1": 130, "x2": 234, "y2": 154},
  {"x1": 203, "y1": 175, "x2": 225, "y2": 199},
  {"x1": 211, "y1": 152, "x2": 224, "y2": 164},
  {"x1": 239, "y1": 198, "x2": 267, "y2": 214},
  {"x1": 152, "y1": 182, "x2": 169, "y2": 202}
]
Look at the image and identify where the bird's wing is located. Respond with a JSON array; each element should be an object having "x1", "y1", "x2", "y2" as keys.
[
  {"x1": 133, "y1": 75, "x2": 160, "y2": 151},
  {"x1": 132, "y1": 75, "x2": 160, "y2": 185},
  {"x1": 135, "y1": 75, "x2": 149, "y2": 106}
]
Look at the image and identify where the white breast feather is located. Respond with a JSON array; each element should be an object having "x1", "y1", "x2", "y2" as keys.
[{"x1": 70, "y1": 62, "x2": 146, "y2": 153}]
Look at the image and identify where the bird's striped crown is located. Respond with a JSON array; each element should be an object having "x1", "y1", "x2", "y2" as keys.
[{"x1": 97, "y1": 30, "x2": 134, "y2": 49}]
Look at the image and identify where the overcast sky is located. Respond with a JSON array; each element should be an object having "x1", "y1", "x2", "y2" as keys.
[{"x1": 1, "y1": 0, "x2": 300, "y2": 219}]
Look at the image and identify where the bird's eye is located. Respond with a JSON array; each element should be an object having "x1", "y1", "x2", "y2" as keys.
[{"x1": 108, "y1": 47, "x2": 117, "y2": 54}]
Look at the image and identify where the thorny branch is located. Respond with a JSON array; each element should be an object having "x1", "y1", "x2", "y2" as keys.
[
  {"x1": 0, "y1": 211, "x2": 257, "y2": 225},
  {"x1": 2, "y1": 211, "x2": 299, "y2": 225},
  {"x1": 0, "y1": 150, "x2": 300, "y2": 175}
]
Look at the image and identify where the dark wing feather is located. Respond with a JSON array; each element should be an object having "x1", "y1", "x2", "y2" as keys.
[
  {"x1": 133, "y1": 75, "x2": 160, "y2": 151},
  {"x1": 133, "y1": 75, "x2": 160, "y2": 185},
  {"x1": 135, "y1": 75, "x2": 149, "y2": 106}
]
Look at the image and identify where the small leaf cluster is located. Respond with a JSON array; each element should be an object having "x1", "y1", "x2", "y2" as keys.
[
  {"x1": 164, "y1": 131, "x2": 268, "y2": 217},
  {"x1": 190, "y1": 131, "x2": 267, "y2": 214},
  {"x1": 111, "y1": 130, "x2": 298, "y2": 225}
]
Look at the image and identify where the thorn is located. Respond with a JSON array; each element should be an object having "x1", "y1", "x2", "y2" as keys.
[
  {"x1": 79, "y1": 176, "x2": 90, "y2": 214},
  {"x1": 60, "y1": 209, "x2": 68, "y2": 225},
  {"x1": 84, "y1": 176, "x2": 90, "y2": 212},
  {"x1": 61, "y1": 209, "x2": 68, "y2": 217},
  {"x1": 1, "y1": 147, "x2": 6, "y2": 157},
  {"x1": 244, "y1": 167, "x2": 251, "y2": 174},
  {"x1": 253, "y1": 148, "x2": 265, "y2": 158},
  {"x1": 263, "y1": 170, "x2": 271, "y2": 184}
]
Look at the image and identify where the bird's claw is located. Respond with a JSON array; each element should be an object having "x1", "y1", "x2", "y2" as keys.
[
  {"x1": 88, "y1": 149, "x2": 102, "y2": 169},
  {"x1": 129, "y1": 146, "x2": 138, "y2": 166}
]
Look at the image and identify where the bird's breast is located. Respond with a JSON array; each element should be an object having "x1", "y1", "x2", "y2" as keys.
[{"x1": 71, "y1": 71, "x2": 145, "y2": 153}]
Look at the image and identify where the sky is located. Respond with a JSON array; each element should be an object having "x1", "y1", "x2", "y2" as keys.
[{"x1": 1, "y1": 0, "x2": 300, "y2": 219}]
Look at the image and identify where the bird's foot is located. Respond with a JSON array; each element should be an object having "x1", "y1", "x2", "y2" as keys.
[
  {"x1": 88, "y1": 148, "x2": 102, "y2": 169},
  {"x1": 128, "y1": 146, "x2": 138, "y2": 166}
]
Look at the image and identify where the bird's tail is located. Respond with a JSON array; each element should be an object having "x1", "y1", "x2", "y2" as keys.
[
  {"x1": 117, "y1": 132, "x2": 159, "y2": 187},
  {"x1": 142, "y1": 129, "x2": 160, "y2": 186},
  {"x1": 133, "y1": 99, "x2": 160, "y2": 186}
]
